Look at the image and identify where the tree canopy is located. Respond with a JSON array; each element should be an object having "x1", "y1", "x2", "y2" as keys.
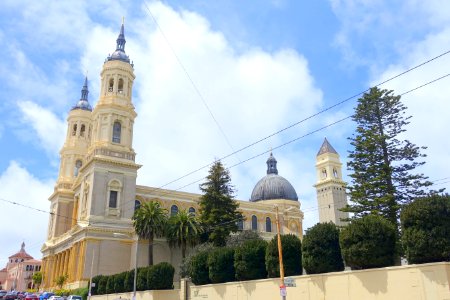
[
  {"x1": 199, "y1": 160, "x2": 243, "y2": 246},
  {"x1": 167, "y1": 209, "x2": 202, "y2": 259},
  {"x1": 345, "y1": 87, "x2": 435, "y2": 225}
]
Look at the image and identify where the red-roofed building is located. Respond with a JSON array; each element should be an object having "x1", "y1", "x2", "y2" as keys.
[{"x1": 1, "y1": 243, "x2": 41, "y2": 291}]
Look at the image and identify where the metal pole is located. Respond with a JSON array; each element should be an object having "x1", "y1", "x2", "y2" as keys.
[
  {"x1": 132, "y1": 238, "x2": 138, "y2": 300},
  {"x1": 88, "y1": 250, "x2": 95, "y2": 300},
  {"x1": 275, "y1": 206, "x2": 286, "y2": 300}
]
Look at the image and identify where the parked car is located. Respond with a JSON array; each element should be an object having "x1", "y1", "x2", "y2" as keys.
[
  {"x1": 39, "y1": 293, "x2": 54, "y2": 300},
  {"x1": 48, "y1": 296, "x2": 63, "y2": 300},
  {"x1": 66, "y1": 296, "x2": 81, "y2": 300},
  {"x1": 24, "y1": 294, "x2": 39, "y2": 300},
  {"x1": 0, "y1": 291, "x2": 7, "y2": 299},
  {"x1": 4, "y1": 292, "x2": 18, "y2": 300}
]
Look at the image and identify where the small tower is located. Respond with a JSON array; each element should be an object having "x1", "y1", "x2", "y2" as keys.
[
  {"x1": 314, "y1": 138, "x2": 348, "y2": 226},
  {"x1": 48, "y1": 77, "x2": 93, "y2": 238}
]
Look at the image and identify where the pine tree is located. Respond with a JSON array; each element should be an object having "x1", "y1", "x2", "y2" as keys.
[
  {"x1": 199, "y1": 160, "x2": 243, "y2": 246},
  {"x1": 345, "y1": 87, "x2": 435, "y2": 226}
]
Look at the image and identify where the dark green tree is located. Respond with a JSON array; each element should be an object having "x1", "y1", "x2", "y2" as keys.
[
  {"x1": 133, "y1": 201, "x2": 168, "y2": 265},
  {"x1": 105, "y1": 276, "x2": 115, "y2": 294},
  {"x1": 32, "y1": 271, "x2": 42, "y2": 289},
  {"x1": 189, "y1": 250, "x2": 212, "y2": 285},
  {"x1": 266, "y1": 234, "x2": 302, "y2": 278},
  {"x1": 199, "y1": 160, "x2": 243, "y2": 246},
  {"x1": 345, "y1": 87, "x2": 435, "y2": 226},
  {"x1": 226, "y1": 230, "x2": 261, "y2": 248},
  {"x1": 147, "y1": 262, "x2": 175, "y2": 290},
  {"x1": 97, "y1": 276, "x2": 108, "y2": 295},
  {"x1": 340, "y1": 215, "x2": 396, "y2": 269},
  {"x1": 124, "y1": 270, "x2": 134, "y2": 292},
  {"x1": 401, "y1": 194, "x2": 450, "y2": 264},
  {"x1": 113, "y1": 272, "x2": 127, "y2": 293},
  {"x1": 167, "y1": 209, "x2": 202, "y2": 259},
  {"x1": 234, "y1": 239, "x2": 268, "y2": 281},
  {"x1": 302, "y1": 222, "x2": 344, "y2": 274}
]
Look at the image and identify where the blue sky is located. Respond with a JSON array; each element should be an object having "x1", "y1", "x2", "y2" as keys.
[{"x1": 1, "y1": 0, "x2": 449, "y2": 265}]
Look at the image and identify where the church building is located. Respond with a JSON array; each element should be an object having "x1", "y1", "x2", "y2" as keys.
[{"x1": 41, "y1": 23, "x2": 346, "y2": 289}]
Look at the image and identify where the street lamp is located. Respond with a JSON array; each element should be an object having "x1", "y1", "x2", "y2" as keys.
[{"x1": 113, "y1": 233, "x2": 138, "y2": 300}]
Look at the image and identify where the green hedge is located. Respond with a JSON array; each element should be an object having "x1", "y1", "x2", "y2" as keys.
[
  {"x1": 401, "y1": 195, "x2": 450, "y2": 264},
  {"x1": 340, "y1": 215, "x2": 396, "y2": 269},
  {"x1": 105, "y1": 276, "x2": 115, "y2": 294},
  {"x1": 136, "y1": 267, "x2": 150, "y2": 291},
  {"x1": 97, "y1": 275, "x2": 108, "y2": 295},
  {"x1": 266, "y1": 234, "x2": 302, "y2": 278},
  {"x1": 234, "y1": 239, "x2": 267, "y2": 280},
  {"x1": 189, "y1": 250, "x2": 212, "y2": 285},
  {"x1": 124, "y1": 269, "x2": 135, "y2": 292},
  {"x1": 302, "y1": 222, "x2": 344, "y2": 274},
  {"x1": 208, "y1": 247, "x2": 235, "y2": 283},
  {"x1": 113, "y1": 272, "x2": 127, "y2": 293},
  {"x1": 147, "y1": 262, "x2": 175, "y2": 290}
]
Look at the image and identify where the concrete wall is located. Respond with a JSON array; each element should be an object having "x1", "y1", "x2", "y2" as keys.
[{"x1": 91, "y1": 262, "x2": 450, "y2": 300}]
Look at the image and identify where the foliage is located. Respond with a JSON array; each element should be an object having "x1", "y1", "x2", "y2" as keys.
[
  {"x1": 189, "y1": 250, "x2": 212, "y2": 285},
  {"x1": 401, "y1": 194, "x2": 450, "y2": 263},
  {"x1": 32, "y1": 271, "x2": 42, "y2": 287},
  {"x1": 97, "y1": 275, "x2": 108, "y2": 295},
  {"x1": 340, "y1": 215, "x2": 396, "y2": 269},
  {"x1": 113, "y1": 272, "x2": 127, "y2": 293},
  {"x1": 53, "y1": 289, "x2": 70, "y2": 296},
  {"x1": 345, "y1": 87, "x2": 436, "y2": 226},
  {"x1": 91, "y1": 275, "x2": 105, "y2": 295},
  {"x1": 207, "y1": 247, "x2": 236, "y2": 284},
  {"x1": 302, "y1": 222, "x2": 344, "y2": 274},
  {"x1": 124, "y1": 269, "x2": 134, "y2": 292},
  {"x1": 266, "y1": 234, "x2": 302, "y2": 278},
  {"x1": 199, "y1": 160, "x2": 243, "y2": 246},
  {"x1": 147, "y1": 262, "x2": 175, "y2": 290},
  {"x1": 133, "y1": 201, "x2": 168, "y2": 265},
  {"x1": 71, "y1": 287, "x2": 88, "y2": 300},
  {"x1": 105, "y1": 275, "x2": 115, "y2": 294},
  {"x1": 167, "y1": 209, "x2": 202, "y2": 259},
  {"x1": 136, "y1": 267, "x2": 149, "y2": 291},
  {"x1": 54, "y1": 274, "x2": 68, "y2": 289},
  {"x1": 226, "y1": 230, "x2": 262, "y2": 248},
  {"x1": 234, "y1": 239, "x2": 268, "y2": 281},
  {"x1": 180, "y1": 243, "x2": 214, "y2": 278}
]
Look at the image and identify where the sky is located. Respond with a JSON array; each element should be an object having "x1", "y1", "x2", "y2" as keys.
[{"x1": 0, "y1": 0, "x2": 449, "y2": 266}]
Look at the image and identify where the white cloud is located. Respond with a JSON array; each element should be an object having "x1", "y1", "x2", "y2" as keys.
[
  {"x1": 17, "y1": 101, "x2": 66, "y2": 155},
  {"x1": 0, "y1": 161, "x2": 53, "y2": 266}
]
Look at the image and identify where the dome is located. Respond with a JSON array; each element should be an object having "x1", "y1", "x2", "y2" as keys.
[{"x1": 250, "y1": 153, "x2": 298, "y2": 202}]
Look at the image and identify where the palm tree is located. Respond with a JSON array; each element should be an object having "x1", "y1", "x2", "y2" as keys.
[
  {"x1": 167, "y1": 209, "x2": 202, "y2": 259},
  {"x1": 132, "y1": 201, "x2": 168, "y2": 265}
]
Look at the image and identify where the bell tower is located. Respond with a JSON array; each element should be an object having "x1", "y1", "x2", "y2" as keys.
[
  {"x1": 48, "y1": 77, "x2": 93, "y2": 238},
  {"x1": 81, "y1": 21, "x2": 140, "y2": 224},
  {"x1": 314, "y1": 138, "x2": 348, "y2": 226}
]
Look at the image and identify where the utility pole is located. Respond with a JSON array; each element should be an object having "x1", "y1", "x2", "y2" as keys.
[
  {"x1": 88, "y1": 250, "x2": 95, "y2": 300},
  {"x1": 275, "y1": 205, "x2": 286, "y2": 300}
]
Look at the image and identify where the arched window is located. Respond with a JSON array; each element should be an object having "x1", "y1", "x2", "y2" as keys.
[
  {"x1": 321, "y1": 168, "x2": 327, "y2": 179},
  {"x1": 237, "y1": 219, "x2": 244, "y2": 230},
  {"x1": 118, "y1": 78, "x2": 124, "y2": 94},
  {"x1": 188, "y1": 207, "x2": 196, "y2": 216},
  {"x1": 108, "y1": 78, "x2": 114, "y2": 92},
  {"x1": 266, "y1": 217, "x2": 272, "y2": 232},
  {"x1": 134, "y1": 200, "x2": 141, "y2": 211},
  {"x1": 171, "y1": 205, "x2": 178, "y2": 216},
  {"x1": 112, "y1": 121, "x2": 121, "y2": 143},
  {"x1": 251, "y1": 215, "x2": 258, "y2": 231},
  {"x1": 80, "y1": 124, "x2": 86, "y2": 137},
  {"x1": 108, "y1": 180, "x2": 121, "y2": 209},
  {"x1": 72, "y1": 124, "x2": 77, "y2": 136},
  {"x1": 333, "y1": 168, "x2": 338, "y2": 178}
]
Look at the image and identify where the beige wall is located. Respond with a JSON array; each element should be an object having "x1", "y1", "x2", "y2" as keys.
[{"x1": 91, "y1": 262, "x2": 450, "y2": 300}]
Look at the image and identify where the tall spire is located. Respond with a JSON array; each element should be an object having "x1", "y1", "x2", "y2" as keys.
[
  {"x1": 72, "y1": 77, "x2": 92, "y2": 111},
  {"x1": 107, "y1": 20, "x2": 131, "y2": 63},
  {"x1": 317, "y1": 137, "x2": 338, "y2": 156},
  {"x1": 266, "y1": 152, "x2": 278, "y2": 175}
]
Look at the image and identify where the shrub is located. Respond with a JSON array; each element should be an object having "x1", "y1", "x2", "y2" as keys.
[
  {"x1": 266, "y1": 234, "x2": 302, "y2": 278},
  {"x1": 401, "y1": 194, "x2": 450, "y2": 263},
  {"x1": 97, "y1": 275, "x2": 108, "y2": 295},
  {"x1": 124, "y1": 269, "x2": 135, "y2": 292},
  {"x1": 147, "y1": 262, "x2": 175, "y2": 290},
  {"x1": 136, "y1": 267, "x2": 149, "y2": 291},
  {"x1": 91, "y1": 275, "x2": 104, "y2": 295},
  {"x1": 208, "y1": 247, "x2": 235, "y2": 283},
  {"x1": 113, "y1": 272, "x2": 127, "y2": 293},
  {"x1": 189, "y1": 250, "x2": 212, "y2": 285},
  {"x1": 226, "y1": 230, "x2": 262, "y2": 247},
  {"x1": 234, "y1": 239, "x2": 267, "y2": 280},
  {"x1": 180, "y1": 243, "x2": 214, "y2": 278},
  {"x1": 302, "y1": 222, "x2": 344, "y2": 274},
  {"x1": 340, "y1": 215, "x2": 396, "y2": 269},
  {"x1": 71, "y1": 287, "x2": 88, "y2": 300},
  {"x1": 105, "y1": 276, "x2": 115, "y2": 294}
]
